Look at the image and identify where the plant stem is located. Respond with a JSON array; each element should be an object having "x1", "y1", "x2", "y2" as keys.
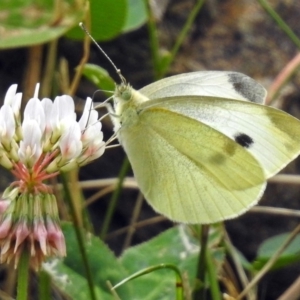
[
  {"x1": 62, "y1": 174, "x2": 97, "y2": 300},
  {"x1": 193, "y1": 224, "x2": 210, "y2": 300},
  {"x1": 206, "y1": 249, "x2": 221, "y2": 300},
  {"x1": 100, "y1": 157, "x2": 130, "y2": 239},
  {"x1": 39, "y1": 270, "x2": 51, "y2": 300},
  {"x1": 17, "y1": 251, "x2": 30, "y2": 300},
  {"x1": 144, "y1": 0, "x2": 161, "y2": 80}
]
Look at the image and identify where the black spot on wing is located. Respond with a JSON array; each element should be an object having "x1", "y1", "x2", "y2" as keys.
[
  {"x1": 234, "y1": 133, "x2": 254, "y2": 148},
  {"x1": 228, "y1": 73, "x2": 266, "y2": 104}
]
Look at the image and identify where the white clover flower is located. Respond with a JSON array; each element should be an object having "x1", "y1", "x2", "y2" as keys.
[
  {"x1": 0, "y1": 83, "x2": 105, "y2": 269},
  {"x1": 0, "y1": 83, "x2": 105, "y2": 171}
]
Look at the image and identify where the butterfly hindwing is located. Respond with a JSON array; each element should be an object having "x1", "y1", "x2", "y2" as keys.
[{"x1": 118, "y1": 106, "x2": 266, "y2": 223}]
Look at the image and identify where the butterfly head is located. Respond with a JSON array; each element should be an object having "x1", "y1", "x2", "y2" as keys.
[{"x1": 115, "y1": 83, "x2": 133, "y2": 102}]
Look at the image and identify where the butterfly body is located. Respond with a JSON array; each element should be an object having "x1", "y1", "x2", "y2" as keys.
[{"x1": 111, "y1": 71, "x2": 300, "y2": 224}]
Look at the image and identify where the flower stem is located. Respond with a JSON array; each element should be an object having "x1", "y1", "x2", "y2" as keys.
[
  {"x1": 61, "y1": 174, "x2": 97, "y2": 300},
  {"x1": 17, "y1": 250, "x2": 30, "y2": 300},
  {"x1": 39, "y1": 270, "x2": 51, "y2": 300}
]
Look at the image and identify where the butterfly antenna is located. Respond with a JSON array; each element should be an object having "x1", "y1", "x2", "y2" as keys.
[{"x1": 79, "y1": 22, "x2": 127, "y2": 85}]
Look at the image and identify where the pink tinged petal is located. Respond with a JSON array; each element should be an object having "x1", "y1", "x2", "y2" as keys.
[
  {"x1": 24, "y1": 98, "x2": 46, "y2": 134},
  {"x1": 18, "y1": 120, "x2": 42, "y2": 166},
  {"x1": 0, "y1": 200, "x2": 10, "y2": 214},
  {"x1": 46, "y1": 218, "x2": 66, "y2": 256},
  {"x1": 14, "y1": 221, "x2": 30, "y2": 253},
  {"x1": 33, "y1": 221, "x2": 48, "y2": 255},
  {"x1": 0, "y1": 216, "x2": 12, "y2": 238},
  {"x1": 59, "y1": 121, "x2": 82, "y2": 160},
  {"x1": 82, "y1": 122, "x2": 103, "y2": 145},
  {"x1": 78, "y1": 140, "x2": 105, "y2": 165}
]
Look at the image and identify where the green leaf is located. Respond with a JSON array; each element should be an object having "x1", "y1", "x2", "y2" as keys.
[
  {"x1": 0, "y1": 0, "x2": 85, "y2": 49},
  {"x1": 43, "y1": 261, "x2": 105, "y2": 299},
  {"x1": 123, "y1": 0, "x2": 148, "y2": 33},
  {"x1": 82, "y1": 64, "x2": 115, "y2": 95},
  {"x1": 119, "y1": 225, "x2": 225, "y2": 300},
  {"x1": 252, "y1": 233, "x2": 300, "y2": 271},
  {"x1": 67, "y1": 0, "x2": 127, "y2": 41},
  {"x1": 44, "y1": 222, "x2": 133, "y2": 300}
]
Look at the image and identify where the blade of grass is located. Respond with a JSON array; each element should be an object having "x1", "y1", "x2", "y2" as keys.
[
  {"x1": 257, "y1": 0, "x2": 300, "y2": 49},
  {"x1": 145, "y1": 0, "x2": 206, "y2": 80},
  {"x1": 160, "y1": 0, "x2": 206, "y2": 78},
  {"x1": 112, "y1": 264, "x2": 184, "y2": 300},
  {"x1": 206, "y1": 248, "x2": 221, "y2": 300},
  {"x1": 237, "y1": 224, "x2": 300, "y2": 299}
]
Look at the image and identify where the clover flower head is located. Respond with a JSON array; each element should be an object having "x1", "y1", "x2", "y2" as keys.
[{"x1": 0, "y1": 84, "x2": 105, "y2": 269}]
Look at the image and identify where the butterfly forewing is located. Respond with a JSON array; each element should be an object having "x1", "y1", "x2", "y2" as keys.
[{"x1": 139, "y1": 71, "x2": 267, "y2": 104}]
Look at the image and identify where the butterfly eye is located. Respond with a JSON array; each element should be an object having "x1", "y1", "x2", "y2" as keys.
[{"x1": 121, "y1": 89, "x2": 132, "y2": 101}]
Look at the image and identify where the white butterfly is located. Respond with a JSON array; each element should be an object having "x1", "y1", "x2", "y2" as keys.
[{"x1": 109, "y1": 71, "x2": 300, "y2": 224}]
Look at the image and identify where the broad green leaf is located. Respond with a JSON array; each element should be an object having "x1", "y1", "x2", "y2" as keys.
[
  {"x1": 119, "y1": 225, "x2": 225, "y2": 300},
  {"x1": 123, "y1": 0, "x2": 148, "y2": 32},
  {"x1": 44, "y1": 222, "x2": 133, "y2": 300},
  {"x1": 82, "y1": 64, "x2": 115, "y2": 95},
  {"x1": 0, "y1": 0, "x2": 85, "y2": 49},
  {"x1": 67, "y1": 0, "x2": 127, "y2": 41},
  {"x1": 43, "y1": 260, "x2": 105, "y2": 299},
  {"x1": 252, "y1": 233, "x2": 300, "y2": 271}
]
